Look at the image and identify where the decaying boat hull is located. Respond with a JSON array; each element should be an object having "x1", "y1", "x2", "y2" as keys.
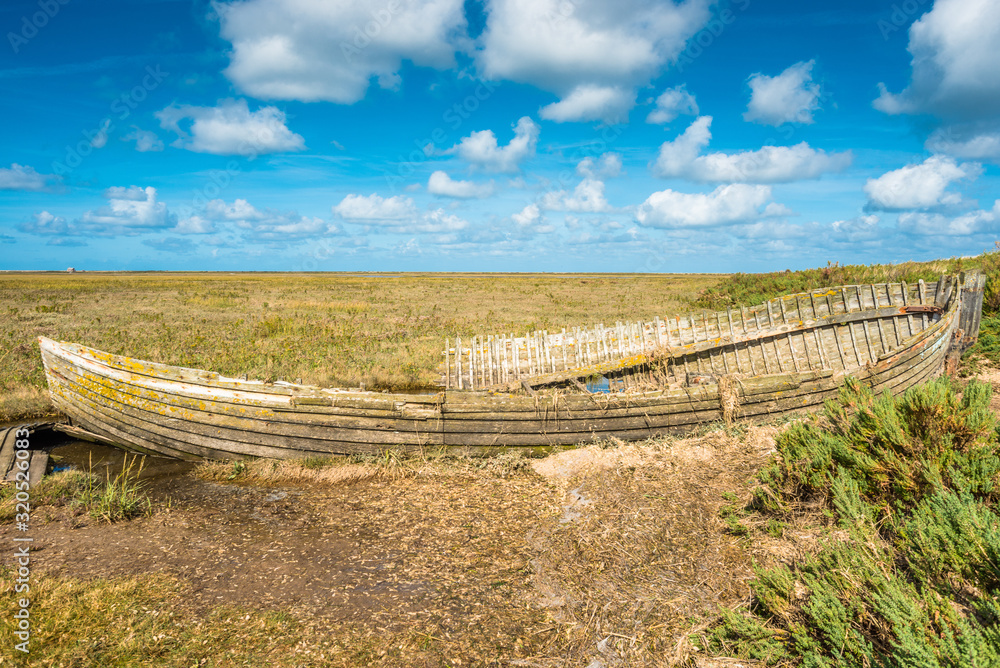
[{"x1": 39, "y1": 272, "x2": 984, "y2": 460}]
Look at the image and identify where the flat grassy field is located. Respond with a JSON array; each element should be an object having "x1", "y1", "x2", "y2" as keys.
[{"x1": 0, "y1": 271, "x2": 722, "y2": 422}]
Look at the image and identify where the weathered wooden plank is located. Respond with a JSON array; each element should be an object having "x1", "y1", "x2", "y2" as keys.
[
  {"x1": 887, "y1": 299, "x2": 901, "y2": 347},
  {"x1": 44, "y1": 339, "x2": 315, "y2": 396},
  {"x1": 45, "y1": 355, "x2": 443, "y2": 433},
  {"x1": 860, "y1": 317, "x2": 876, "y2": 363},
  {"x1": 441, "y1": 336, "x2": 944, "y2": 433},
  {"x1": 52, "y1": 423, "x2": 125, "y2": 449},
  {"x1": 445, "y1": 386, "x2": 720, "y2": 415},
  {"x1": 874, "y1": 337, "x2": 949, "y2": 396},
  {"x1": 446, "y1": 370, "x2": 834, "y2": 423},
  {"x1": 445, "y1": 338, "x2": 451, "y2": 390},
  {"x1": 51, "y1": 378, "x2": 413, "y2": 459},
  {"x1": 736, "y1": 331, "x2": 952, "y2": 421},
  {"x1": 442, "y1": 413, "x2": 728, "y2": 445},
  {"x1": 858, "y1": 308, "x2": 954, "y2": 372},
  {"x1": 51, "y1": 366, "x2": 445, "y2": 449},
  {"x1": 866, "y1": 336, "x2": 950, "y2": 403},
  {"x1": 444, "y1": 395, "x2": 717, "y2": 423},
  {"x1": 543, "y1": 306, "x2": 926, "y2": 383},
  {"x1": 0, "y1": 428, "x2": 19, "y2": 478},
  {"x1": 787, "y1": 333, "x2": 801, "y2": 372},
  {"x1": 49, "y1": 384, "x2": 223, "y2": 459},
  {"x1": 441, "y1": 404, "x2": 727, "y2": 436},
  {"x1": 43, "y1": 344, "x2": 295, "y2": 405},
  {"x1": 43, "y1": 341, "x2": 440, "y2": 409},
  {"x1": 876, "y1": 318, "x2": 889, "y2": 357},
  {"x1": 27, "y1": 452, "x2": 48, "y2": 487}
]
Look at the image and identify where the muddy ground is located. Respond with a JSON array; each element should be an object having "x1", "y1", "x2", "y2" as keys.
[{"x1": 1, "y1": 420, "x2": 794, "y2": 667}]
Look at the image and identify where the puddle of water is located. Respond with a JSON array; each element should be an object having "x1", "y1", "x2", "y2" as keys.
[
  {"x1": 47, "y1": 440, "x2": 195, "y2": 482},
  {"x1": 586, "y1": 376, "x2": 611, "y2": 393}
]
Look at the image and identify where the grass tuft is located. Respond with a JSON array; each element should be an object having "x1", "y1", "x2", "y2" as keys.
[
  {"x1": 82, "y1": 454, "x2": 152, "y2": 522},
  {"x1": 0, "y1": 455, "x2": 151, "y2": 523}
]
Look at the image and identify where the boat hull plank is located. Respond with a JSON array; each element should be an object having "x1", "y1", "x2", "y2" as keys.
[
  {"x1": 43, "y1": 353, "x2": 444, "y2": 431},
  {"x1": 46, "y1": 358, "x2": 444, "y2": 446}
]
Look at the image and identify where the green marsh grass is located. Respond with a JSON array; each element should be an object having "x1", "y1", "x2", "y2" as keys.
[{"x1": 691, "y1": 255, "x2": 993, "y2": 311}]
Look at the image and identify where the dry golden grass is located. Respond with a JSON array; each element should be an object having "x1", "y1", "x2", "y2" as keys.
[
  {"x1": 0, "y1": 271, "x2": 721, "y2": 421},
  {"x1": 194, "y1": 449, "x2": 426, "y2": 485},
  {"x1": 522, "y1": 426, "x2": 785, "y2": 666}
]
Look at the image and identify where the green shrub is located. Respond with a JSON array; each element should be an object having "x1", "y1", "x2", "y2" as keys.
[
  {"x1": 760, "y1": 377, "x2": 998, "y2": 519},
  {"x1": 708, "y1": 377, "x2": 1000, "y2": 665}
]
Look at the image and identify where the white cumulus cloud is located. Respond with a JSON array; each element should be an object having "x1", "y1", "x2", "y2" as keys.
[
  {"x1": 652, "y1": 116, "x2": 851, "y2": 183},
  {"x1": 652, "y1": 115, "x2": 712, "y2": 177},
  {"x1": 539, "y1": 85, "x2": 635, "y2": 124},
  {"x1": 863, "y1": 156, "x2": 981, "y2": 211},
  {"x1": 216, "y1": 0, "x2": 467, "y2": 104},
  {"x1": 745, "y1": 60, "x2": 822, "y2": 126},
  {"x1": 333, "y1": 193, "x2": 417, "y2": 220},
  {"x1": 646, "y1": 85, "x2": 699, "y2": 124},
  {"x1": 0, "y1": 164, "x2": 57, "y2": 191},
  {"x1": 156, "y1": 99, "x2": 305, "y2": 156},
  {"x1": 874, "y1": 0, "x2": 1000, "y2": 119},
  {"x1": 334, "y1": 197, "x2": 467, "y2": 235},
  {"x1": 478, "y1": 0, "x2": 713, "y2": 123},
  {"x1": 413, "y1": 208, "x2": 469, "y2": 234},
  {"x1": 540, "y1": 178, "x2": 612, "y2": 213},
  {"x1": 831, "y1": 214, "x2": 882, "y2": 241},
  {"x1": 447, "y1": 116, "x2": 539, "y2": 173},
  {"x1": 635, "y1": 184, "x2": 780, "y2": 228},
  {"x1": 576, "y1": 153, "x2": 622, "y2": 179},
  {"x1": 926, "y1": 127, "x2": 1000, "y2": 162},
  {"x1": 512, "y1": 203, "x2": 541, "y2": 226},
  {"x1": 427, "y1": 171, "x2": 495, "y2": 198},
  {"x1": 90, "y1": 119, "x2": 111, "y2": 149},
  {"x1": 104, "y1": 185, "x2": 152, "y2": 201},
  {"x1": 122, "y1": 126, "x2": 164, "y2": 152},
  {"x1": 192, "y1": 198, "x2": 327, "y2": 240},
  {"x1": 174, "y1": 215, "x2": 216, "y2": 234},
  {"x1": 898, "y1": 201, "x2": 1000, "y2": 236},
  {"x1": 19, "y1": 211, "x2": 70, "y2": 235},
  {"x1": 78, "y1": 186, "x2": 175, "y2": 235}
]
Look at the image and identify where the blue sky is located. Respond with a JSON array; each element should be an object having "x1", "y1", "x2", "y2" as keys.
[{"x1": 1, "y1": 0, "x2": 998, "y2": 272}]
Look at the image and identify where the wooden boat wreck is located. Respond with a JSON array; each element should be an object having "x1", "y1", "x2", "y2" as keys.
[{"x1": 40, "y1": 271, "x2": 985, "y2": 461}]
